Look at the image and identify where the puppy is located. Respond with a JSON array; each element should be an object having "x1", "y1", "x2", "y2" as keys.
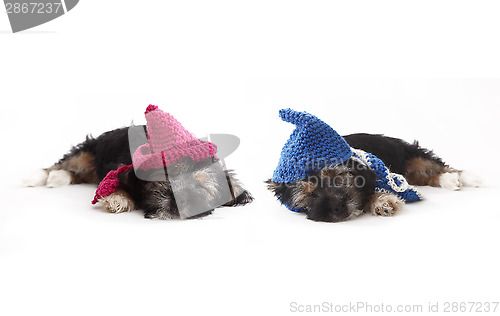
[
  {"x1": 23, "y1": 126, "x2": 253, "y2": 219},
  {"x1": 267, "y1": 133, "x2": 481, "y2": 222}
]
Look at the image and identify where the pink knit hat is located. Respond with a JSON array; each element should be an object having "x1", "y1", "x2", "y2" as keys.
[
  {"x1": 92, "y1": 105, "x2": 217, "y2": 204},
  {"x1": 133, "y1": 104, "x2": 217, "y2": 170}
]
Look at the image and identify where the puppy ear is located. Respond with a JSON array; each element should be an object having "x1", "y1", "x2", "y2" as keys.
[
  {"x1": 223, "y1": 170, "x2": 253, "y2": 206},
  {"x1": 291, "y1": 179, "x2": 318, "y2": 207},
  {"x1": 265, "y1": 179, "x2": 281, "y2": 193},
  {"x1": 297, "y1": 179, "x2": 317, "y2": 194}
]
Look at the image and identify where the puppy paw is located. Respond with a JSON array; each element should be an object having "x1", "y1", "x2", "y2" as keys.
[
  {"x1": 46, "y1": 170, "x2": 72, "y2": 188},
  {"x1": 370, "y1": 193, "x2": 404, "y2": 217},
  {"x1": 439, "y1": 172, "x2": 462, "y2": 191},
  {"x1": 236, "y1": 190, "x2": 254, "y2": 205},
  {"x1": 145, "y1": 210, "x2": 177, "y2": 220},
  {"x1": 459, "y1": 171, "x2": 482, "y2": 187},
  {"x1": 22, "y1": 169, "x2": 49, "y2": 187},
  {"x1": 98, "y1": 190, "x2": 135, "y2": 213}
]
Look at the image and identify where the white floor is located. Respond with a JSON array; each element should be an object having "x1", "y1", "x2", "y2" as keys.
[
  {"x1": 1, "y1": 80, "x2": 500, "y2": 315},
  {"x1": 2, "y1": 2, "x2": 500, "y2": 313},
  {"x1": 1, "y1": 163, "x2": 499, "y2": 315}
]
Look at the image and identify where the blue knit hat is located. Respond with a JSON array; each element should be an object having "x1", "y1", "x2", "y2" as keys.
[
  {"x1": 272, "y1": 109, "x2": 353, "y2": 183},
  {"x1": 272, "y1": 109, "x2": 422, "y2": 213}
]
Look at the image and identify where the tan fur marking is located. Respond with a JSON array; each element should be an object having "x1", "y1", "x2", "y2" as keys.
[
  {"x1": 404, "y1": 157, "x2": 447, "y2": 187},
  {"x1": 291, "y1": 180, "x2": 317, "y2": 208},
  {"x1": 300, "y1": 181, "x2": 317, "y2": 194},
  {"x1": 55, "y1": 152, "x2": 99, "y2": 184},
  {"x1": 68, "y1": 152, "x2": 95, "y2": 172},
  {"x1": 320, "y1": 165, "x2": 349, "y2": 180}
]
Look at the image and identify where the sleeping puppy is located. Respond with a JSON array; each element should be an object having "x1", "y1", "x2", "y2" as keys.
[
  {"x1": 266, "y1": 109, "x2": 481, "y2": 223},
  {"x1": 23, "y1": 118, "x2": 253, "y2": 220},
  {"x1": 267, "y1": 133, "x2": 481, "y2": 222}
]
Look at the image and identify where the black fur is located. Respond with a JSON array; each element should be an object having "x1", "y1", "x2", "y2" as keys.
[
  {"x1": 302, "y1": 158, "x2": 377, "y2": 222},
  {"x1": 343, "y1": 133, "x2": 446, "y2": 174},
  {"x1": 49, "y1": 126, "x2": 253, "y2": 219},
  {"x1": 267, "y1": 133, "x2": 457, "y2": 223}
]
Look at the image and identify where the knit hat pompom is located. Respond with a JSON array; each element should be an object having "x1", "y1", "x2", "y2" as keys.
[{"x1": 145, "y1": 104, "x2": 158, "y2": 114}]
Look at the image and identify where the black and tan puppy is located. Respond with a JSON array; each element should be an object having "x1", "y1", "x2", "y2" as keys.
[
  {"x1": 23, "y1": 126, "x2": 253, "y2": 219},
  {"x1": 266, "y1": 109, "x2": 480, "y2": 223},
  {"x1": 267, "y1": 133, "x2": 481, "y2": 223}
]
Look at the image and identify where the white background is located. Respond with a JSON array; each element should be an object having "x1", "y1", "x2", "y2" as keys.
[{"x1": 1, "y1": 1, "x2": 500, "y2": 315}]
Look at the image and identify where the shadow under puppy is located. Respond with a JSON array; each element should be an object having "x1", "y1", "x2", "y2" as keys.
[
  {"x1": 24, "y1": 105, "x2": 253, "y2": 219},
  {"x1": 266, "y1": 109, "x2": 480, "y2": 223}
]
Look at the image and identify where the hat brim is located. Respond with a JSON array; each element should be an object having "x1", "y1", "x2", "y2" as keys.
[{"x1": 132, "y1": 141, "x2": 217, "y2": 171}]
